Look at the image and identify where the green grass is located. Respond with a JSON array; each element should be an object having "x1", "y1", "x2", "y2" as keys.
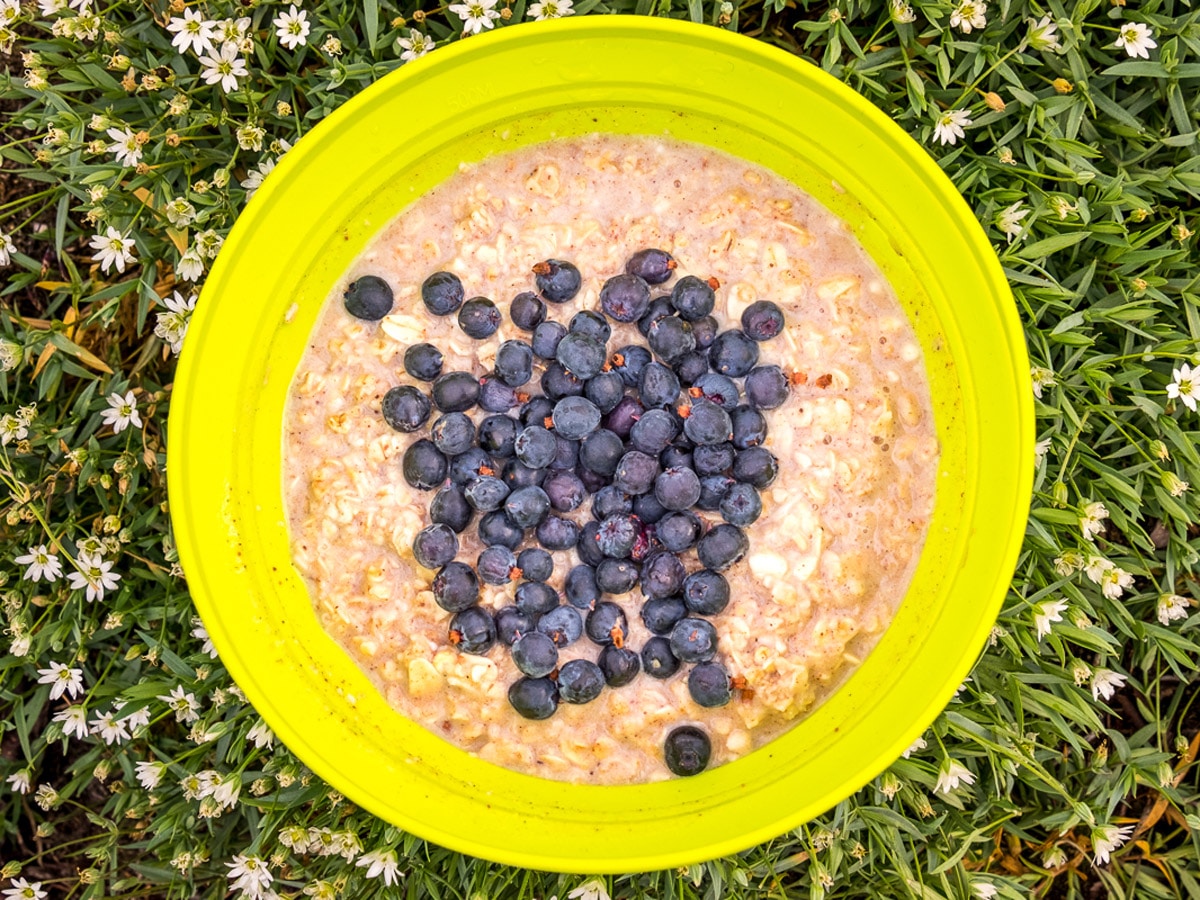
[{"x1": 1, "y1": 0, "x2": 1199, "y2": 898}]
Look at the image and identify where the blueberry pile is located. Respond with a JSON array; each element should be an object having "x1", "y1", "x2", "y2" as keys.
[{"x1": 344, "y1": 250, "x2": 791, "y2": 778}]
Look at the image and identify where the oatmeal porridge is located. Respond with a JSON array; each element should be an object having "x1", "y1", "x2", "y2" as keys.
[{"x1": 283, "y1": 134, "x2": 939, "y2": 783}]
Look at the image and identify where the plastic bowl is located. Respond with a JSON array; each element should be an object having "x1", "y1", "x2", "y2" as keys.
[{"x1": 168, "y1": 17, "x2": 1032, "y2": 874}]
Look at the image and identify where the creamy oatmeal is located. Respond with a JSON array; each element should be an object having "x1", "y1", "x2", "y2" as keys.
[{"x1": 284, "y1": 134, "x2": 938, "y2": 783}]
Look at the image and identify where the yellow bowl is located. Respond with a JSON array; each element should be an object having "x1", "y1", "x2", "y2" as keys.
[{"x1": 168, "y1": 17, "x2": 1032, "y2": 873}]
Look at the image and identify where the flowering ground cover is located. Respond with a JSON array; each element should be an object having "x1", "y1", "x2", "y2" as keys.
[{"x1": 1, "y1": 0, "x2": 1198, "y2": 897}]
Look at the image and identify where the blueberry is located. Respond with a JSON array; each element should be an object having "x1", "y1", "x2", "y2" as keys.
[
  {"x1": 664, "y1": 725, "x2": 711, "y2": 776},
  {"x1": 478, "y1": 509, "x2": 523, "y2": 549},
  {"x1": 639, "y1": 362, "x2": 680, "y2": 409},
  {"x1": 579, "y1": 465, "x2": 613, "y2": 495},
  {"x1": 641, "y1": 551, "x2": 686, "y2": 600},
  {"x1": 521, "y1": 396, "x2": 555, "y2": 427},
  {"x1": 536, "y1": 515, "x2": 579, "y2": 551},
  {"x1": 495, "y1": 606, "x2": 533, "y2": 646},
  {"x1": 514, "y1": 425, "x2": 558, "y2": 469},
  {"x1": 670, "y1": 275, "x2": 716, "y2": 321},
  {"x1": 733, "y1": 447, "x2": 779, "y2": 488},
  {"x1": 632, "y1": 492, "x2": 668, "y2": 525},
  {"x1": 613, "y1": 345, "x2": 653, "y2": 387},
  {"x1": 515, "y1": 581, "x2": 560, "y2": 616},
  {"x1": 432, "y1": 371, "x2": 480, "y2": 413},
  {"x1": 596, "y1": 514, "x2": 639, "y2": 558},
  {"x1": 543, "y1": 470, "x2": 587, "y2": 512},
  {"x1": 421, "y1": 271, "x2": 465, "y2": 316},
  {"x1": 495, "y1": 340, "x2": 534, "y2": 388},
  {"x1": 510, "y1": 291, "x2": 547, "y2": 331},
  {"x1": 558, "y1": 658, "x2": 605, "y2": 704},
  {"x1": 598, "y1": 644, "x2": 641, "y2": 686},
  {"x1": 343, "y1": 275, "x2": 394, "y2": 320},
  {"x1": 693, "y1": 442, "x2": 735, "y2": 476},
  {"x1": 504, "y1": 485, "x2": 551, "y2": 529},
  {"x1": 592, "y1": 485, "x2": 633, "y2": 520},
  {"x1": 742, "y1": 300, "x2": 785, "y2": 341},
  {"x1": 477, "y1": 545, "x2": 518, "y2": 585},
  {"x1": 691, "y1": 315, "x2": 718, "y2": 350},
  {"x1": 551, "y1": 435, "x2": 580, "y2": 471},
  {"x1": 508, "y1": 677, "x2": 558, "y2": 719},
  {"x1": 449, "y1": 447, "x2": 493, "y2": 485},
  {"x1": 708, "y1": 330, "x2": 760, "y2": 377},
  {"x1": 584, "y1": 371, "x2": 625, "y2": 414},
  {"x1": 449, "y1": 606, "x2": 495, "y2": 655},
  {"x1": 730, "y1": 405, "x2": 767, "y2": 449},
  {"x1": 502, "y1": 459, "x2": 547, "y2": 490},
  {"x1": 662, "y1": 443, "x2": 697, "y2": 473},
  {"x1": 648, "y1": 316, "x2": 696, "y2": 364},
  {"x1": 697, "y1": 475, "x2": 735, "y2": 511},
  {"x1": 596, "y1": 558, "x2": 639, "y2": 595},
  {"x1": 683, "y1": 570, "x2": 730, "y2": 616},
  {"x1": 513, "y1": 550, "x2": 549, "y2": 585},
  {"x1": 669, "y1": 616, "x2": 718, "y2": 663},
  {"x1": 430, "y1": 485, "x2": 473, "y2": 533},
  {"x1": 638, "y1": 297, "x2": 675, "y2": 336},
  {"x1": 511, "y1": 631, "x2": 558, "y2": 678},
  {"x1": 626, "y1": 248, "x2": 676, "y2": 285},
  {"x1": 537, "y1": 605, "x2": 583, "y2": 647},
  {"x1": 612, "y1": 451, "x2": 660, "y2": 496},
  {"x1": 720, "y1": 482, "x2": 762, "y2": 526},
  {"x1": 655, "y1": 467, "x2": 702, "y2": 511},
  {"x1": 693, "y1": 373, "x2": 740, "y2": 410},
  {"x1": 533, "y1": 258, "x2": 582, "y2": 303},
  {"x1": 656, "y1": 510, "x2": 703, "y2": 553},
  {"x1": 577, "y1": 520, "x2": 605, "y2": 567},
  {"x1": 381, "y1": 385, "x2": 431, "y2": 432},
  {"x1": 565, "y1": 564, "x2": 601, "y2": 609},
  {"x1": 585, "y1": 601, "x2": 628, "y2": 645},
  {"x1": 478, "y1": 375, "x2": 522, "y2": 413},
  {"x1": 696, "y1": 524, "x2": 748, "y2": 571},
  {"x1": 402, "y1": 439, "x2": 448, "y2": 490},
  {"x1": 465, "y1": 476, "x2": 509, "y2": 511},
  {"x1": 603, "y1": 395, "x2": 644, "y2": 439},
  {"x1": 683, "y1": 399, "x2": 732, "y2": 445},
  {"x1": 403, "y1": 342, "x2": 444, "y2": 381},
  {"x1": 629, "y1": 519, "x2": 658, "y2": 562},
  {"x1": 412, "y1": 524, "x2": 458, "y2": 569},
  {"x1": 744, "y1": 365, "x2": 790, "y2": 410},
  {"x1": 641, "y1": 637, "x2": 680, "y2": 679},
  {"x1": 579, "y1": 429, "x2": 624, "y2": 477},
  {"x1": 599, "y1": 273, "x2": 652, "y2": 323},
  {"x1": 556, "y1": 333, "x2": 607, "y2": 381},
  {"x1": 673, "y1": 350, "x2": 710, "y2": 386},
  {"x1": 541, "y1": 362, "x2": 584, "y2": 401},
  {"x1": 531, "y1": 321, "x2": 567, "y2": 360},
  {"x1": 641, "y1": 595, "x2": 687, "y2": 635},
  {"x1": 569, "y1": 309, "x2": 612, "y2": 343},
  {"x1": 458, "y1": 296, "x2": 501, "y2": 339},
  {"x1": 432, "y1": 561, "x2": 478, "y2": 612},
  {"x1": 478, "y1": 415, "x2": 518, "y2": 457},
  {"x1": 429, "y1": 412, "x2": 475, "y2": 456},
  {"x1": 552, "y1": 396, "x2": 601, "y2": 440},
  {"x1": 630, "y1": 408, "x2": 679, "y2": 456}
]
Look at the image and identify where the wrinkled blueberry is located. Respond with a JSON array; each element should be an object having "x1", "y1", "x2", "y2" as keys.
[
  {"x1": 648, "y1": 316, "x2": 696, "y2": 364},
  {"x1": 403, "y1": 342, "x2": 444, "y2": 382},
  {"x1": 402, "y1": 439, "x2": 447, "y2": 490},
  {"x1": 626, "y1": 248, "x2": 676, "y2": 285},
  {"x1": 449, "y1": 606, "x2": 495, "y2": 655},
  {"x1": 543, "y1": 469, "x2": 587, "y2": 512},
  {"x1": 600, "y1": 273, "x2": 652, "y2": 323},
  {"x1": 682, "y1": 569, "x2": 730, "y2": 616},
  {"x1": 432, "y1": 561, "x2": 478, "y2": 612},
  {"x1": 556, "y1": 333, "x2": 607, "y2": 381},
  {"x1": 693, "y1": 373, "x2": 740, "y2": 410},
  {"x1": 514, "y1": 425, "x2": 558, "y2": 469},
  {"x1": 431, "y1": 371, "x2": 480, "y2": 413},
  {"x1": 510, "y1": 291, "x2": 546, "y2": 331},
  {"x1": 742, "y1": 300, "x2": 785, "y2": 341},
  {"x1": 412, "y1": 524, "x2": 458, "y2": 569},
  {"x1": 478, "y1": 375, "x2": 522, "y2": 413},
  {"x1": 533, "y1": 258, "x2": 582, "y2": 303},
  {"x1": 696, "y1": 523, "x2": 748, "y2": 571},
  {"x1": 641, "y1": 637, "x2": 680, "y2": 679},
  {"x1": 508, "y1": 676, "x2": 558, "y2": 719},
  {"x1": 596, "y1": 514, "x2": 639, "y2": 558},
  {"x1": 537, "y1": 605, "x2": 583, "y2": 647},
  {"x1": 612, "y1": 450, "x2": 659, "y2": 496},
  {"x1": 449, "y1": 447, "x2": 493, "y2": 485},
  {"x1": 421, "y1": 271, "x2": 464, "y2": 316},
  {"x1": 697, "y1": 474, "x2": 735, "y2": 511},
  {"x1": 693, "y1": 442, "x2": 735, "y2": 477},
  {"x1": 511, "y1": 631, "x2": 558, "y2": 678},
  {"x1": 598, "y1": 644, "x2": 641, "y2": 686},
  {"x1": 477, "y1": 545, "x2": 518, "y2": 585},
  {"x1": 591, "y1": 485, "x2": 633, "y2": 520},
  {"x1": 517, "y1": 547, "x2": 553, "y2": 583},
  {"x1": 640, "y1": 551, "x2": 686, "y2": 600},
  {"x1": 585, "y1": 601, "x2": 628, "y2": 646},
  {"x1": 343, "y1": 275, "x2": 394, "y2": 320},
  {"x1": 465, "y1": 474, "x2": 509, "y2": 511},
  {"x1": 708, "y1": 329, "x2": 759, "y2": 377},
  {"x1": 557, "y1": 658, "x2": 605, "y2": 704},
  {"x1": 552, "y1": 396, "x2": 601, "y2": 440},
  {"x1": 381, "y1": 385, "x2": 431, "y2": 433},
  {"x1": 669, "y1": 616, "x2": 718, "y2": 663}
]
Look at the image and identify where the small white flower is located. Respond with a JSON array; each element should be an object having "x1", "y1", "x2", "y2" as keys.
[
  {"x1": 449, "y1": 0, "x2": 500, "y2": 35},
  {"x1": 248, "y1": 719, "x2": 275, "y2": 749},
  {"x1": 890, "y1": 0, "x2": 916, "y2": 23},
  {"x1": 1098, "y1": 564, "x2": 1134, "y2": 599},
  {"x1": 180, "y1": 772, "x2": 205, "y2": 799},
  {"x1": 1091, "y1": 668, "x2": 1127, "y2": 702},
  {"x1": 226, "y1": 853, "x2": 273, "y2": 898},
  {"x1": 278, "y1": 825, "x2": 310, "y2": 853},
  {"x1": 89, "y1": 226, "x2": 137, "y2": 274},
  {"x1": 195, "y1": 229, "x2": 224, "y2": 260},
  {"x1": 164, "y1": 197, "x2": 196, "y2": 229},
  {"x1": 1161, "y1": 471, "x2": 1189, "y2": 497},
  {"x1": 15, "y1": 545, "x2": 63, "y2": 582},
  {"x1": 528, "y1": 0, "x2": 574, "y2": 19},
  {"x1": 38, "y1": 0, "x2": 68, "y2": 14},
  {"x1": 355, "y1": 848, "x2": 402, "y2": 886},
  {"x1": 902, "y1": 735, "x2": 927, "y2": 758},
  {"x1": 214, "y1": 15, "x2": 251, "y2": 45},
  {"x1": 2, "y1": 878, "x2": 47, "y2": 900},
  {"x1": 1072, "y1": 661, "x2": 1092, "y2": 686},
  {"x1": 1026, "y1": 15, "x2": 1061, "y2": 52},
  {"x1": 1031, "y1": 366, "x2": 1056, "y2": 398},
  {"x1": 177, "y1": 247, "x2": 205, "y2": 282},
  {"x1": 89, "y1": 707, "x2": 131, "y2": 744},
  {"x1": 333, "y1": 831, "x2": 362, "y2": 861},
  {"x1": 1079, "y1": 501, "x2": 1109, "y2": 541},
  {"x1": 240, "y1": 157, "x2": 276, "y2": 200},
  {"x1": 273, "y1": 5, "x2": 310, "y2": 50},
  {"x1": 0, "y1": 0, "x2": 19, "y2": 23},
  {"x1": 33, "y1": 784, "x2": 58, "y2": 810},
  {"x1": 1043, "y1": 846, "x2": 1068, "y2": 868},
  {"x1": 971, "y1": 882, "x2": 999, "y2": 900},
  {"x1": 101, "y1": 390, "x2": 142, "y2": 433},
  {"x1": 1157, "y1": 593, "x2": 1189, "y2": 625},
  {"x1": 0, "y1": 413, "x2": 26, "y2": 445},
  {"x1": 167, "y1": 8, "x2": 215, "y2": 55},
  {"x1": 568, "y1": 879, "x2": 612, "y2": 900},
  {"x1": 996, "y1": 201, "x2": 1029, "y2": 243},
  {"x1": 1033, "y1": 598, "x2": 1068, "y2": 640},
  {"x1": 10, "y1": 634, "x2": 31, "y2": 657},
  {"x1": 932, "y1": 109, "x2": 972, "y2": 146},
  {"x1": 155, "y1": 290, "x2": 197, "y2": 355},
  {"x1": 1035, "y1": 437, "x2": 1052, "y2": 462},
  {"x1": 0, "y1": 231, "x2": 15, "y2": 266},
  {"x1": 1091, "y1": 823, "x2": 1133, "y2": 864},
  {"x1": 1166, "y1": 363, "x2": 1199, "y2": 412},
  {"x1": 52, "y1": 705, "x2": 89, "y2": 739},
  {"x1": 934, "y1": 758, "x2": 976, "y2": 794},
  {"x1": 6, "y1": 769, "x2": 31, "y2": 794},
  {"x1": 396, "y1": 29, "x2": 434, "y2": 61},
  {"x1": 36, "y1": 661, "x2": 84, "y2": 700},
  {"x1": 117, "y1": 700, "x2": 150, "y2": 731},
  {"x1": 949, "y1": 0, "x2": 987, "y2": 33},
  {"x1": 236, "y1": 123, "x2": 266, "y2": 152},
  {"x1": 1114, "y1": 22, "x2": 1156, "y2": 59},
  {"x1": 106, "y1": 127, "x2": 142, "y2": 168},
  {"x1": 191, "y1": 617, "x2": 218, "y2": 658},
  {"x1": 198, "y1": 42, "x2": 249, "y2": 94},
  {"x1": 66, "y1": 550, "x2": 121, "y2": 602},
  {"x1": 135, "y1": 760, "x2": 166, "y2": 790},
  {"x1": 201, "y1": 770, "x2": 241, "y2": 809},
  {"x1": 158, "y1": 685, "x2": 201, "y2": 724}
]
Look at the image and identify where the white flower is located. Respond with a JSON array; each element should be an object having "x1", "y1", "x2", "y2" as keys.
[
  {"x1": 449, "y1": 0, "x2": 500, "y2": 35},
  {"x1": 158, "y1": 685, "x2": 200, "y2": 724},
  {"x1": 167, "y1": 8, "x2": 215, "y2": 55},
  {"x1": 191, "y1": 617, "x2": 218, "y2": 658},
  {"x1": 1157, "y1": 593, "x2": 1189, "y2": 625},
  {"x1": 1166, "y1": 363, "x2": 1199, "y2": 412},
  {"x1": 180, "y1": 773, "x2": 204, "y2": 799},
  {"x1": 273, "y1": 4, "x2": 310, "y2": 50},
  {"x1": 528, "y1": 0, "x2": 574, "y2": 19},
  {"x1": 106, "y1": 127, "x2": 142, "y2": 168},
  {"x1": 971, "y1": 883, "x2": 999, "y2": 900},
  {"x1": 89, "y1": 707, "x2": 131, "y2": 744},
  {"x1": 6, "y1": 769, "x2": 31, "y2": 794},
  {"x1": 396, "y1": 29, "x2": 434, "y2": 61},
  {"x1": 1091, "y1": 668, "x2": 1127, "y2": 702},
  {"x1": 200, "y1": 770, "x2": 241, "y2": 809},
  {"x1": 164, "y1": 197, "x2": 196, "y2": 229},
  {"x1": 195, "y1": 229, "x2": 224, "y2": 260},
  {"x1": 236, "y1": 123, "x2": 266, "y2": 152},
  {"x1": 278, "y1": 825, "x2": 310, "y2": 853},
  {"x1": 568, "y1": 879, "x2": 612, "y2": 900},
  {"x1": 155, "y1": 290, "x2": 196, "y2": 355},
  {"x1": 1035, "y1": 437, "x2": 1052, "y2": 462},
  {"x1": 1114, "y1": 22, "x2": 1156, "y2": 59},
  {"x1": 36, "y1": 661, "x2": 84, "y2": 700},
  {"x1": 1091, "y1": 823, "x2": 1133, "y2": 864},
  {"x1": 0, "y1": 0, "x2": 20, "y2": 23},
  {"x1": 1161, "y1": 471, "x2": 1189, "y2": 496},
  {"x1": 1079, "y1": 501, "x2": 1109, "y2": 541},
  {"x1": 949, "y1": 0, "x2": 987, "y2": 33},
  {"x1": 0, "y1": 414, "x2": 26, "y2": 445},
  {"x1": 199, "y1": 42, "x2": 249, "y2": 94},
  {"x1": 1033, "y1": 598, "x2": 1067, "y2": 640},
  {"x1": 901, "y1": 735, "x2": 927, "y2": 758},
  {"x1": 177, "y1": 247, "x2": 205, "y2": 282},
  {"x1": 89, "y1": 226, "x2": 136, "y2": 274},
  {"x1": 66, "y1": 550, "x2": 121, "y2": 602},
  {"x1": 33, "y1": 784, "x2": 58, "y2": 810},
  {"x1": 226, "y1": 854, "x2": 273, "y2": 899},
  {"x1": 240, "y1": 157, "x2": 276, "y2": 200},
  {"x1": 247, "y1": 719, "x2": 275, "y2": 749},
  {"x1": 333, "y1": 831, "x2": 362, "y2": 861},
  {"x1": 10, "y1": 634, "x2": 31, "y2": 657},
  {"x1": 934, "y1": 758, "x2": 976, "y2": 794},
  {"x1": 932, "y1": 109, "x2": 972, "y2": 146},
  {"x1": 214, "y1": 15, "x2": 251, "y2": 45},
  {"x1": 15, "y1": 545, "x2": 63, "y2": 582},
  {"x1": 1099, "y1": 565, "x2": 1134, "y2": 599},
  {"x1": 52, "y1": 705, "x2": 89, "y2": 739},
  {"x1": 116, "y1": 701, "x2": 150, "y2": 731},
  {"x1": 101, "y1": 390, "x2": 142, "y2": 433},
  {"x1": 1026, "y1": 15, "x2": 1061, "y2": 52},
  {"x1": 135, "y1": 760, "x2": 166, "y2": 790},
  {"x1": 890, "y1": 0, "x2": 916, "y2": 23},
  {"x1": 2, "y1": 878, "x2": 46, "y2": 900},
  {"x1": 355, "y1": 849, "x2": 402, "y2": 886},
  {"x1": 0, "y1": 231, "x2": 14, "y2": 266},
  {"x1": 996, "y1": 201, "x2": 1029, "y2": 242},
  {"x1": 1030, "y1": 366, "x2": 1056, "y2": 398}
]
